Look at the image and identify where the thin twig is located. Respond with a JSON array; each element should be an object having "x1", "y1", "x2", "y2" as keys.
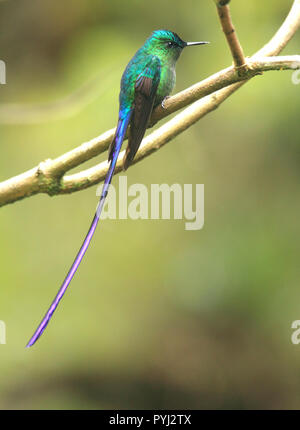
[{"x1": 214, "y1": 0, "x2": 246, "y2": 71}]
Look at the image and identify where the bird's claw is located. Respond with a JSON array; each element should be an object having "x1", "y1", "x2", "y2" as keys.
[{"x1": 161, "y1": 96, "x2": 170, "y2": 110}]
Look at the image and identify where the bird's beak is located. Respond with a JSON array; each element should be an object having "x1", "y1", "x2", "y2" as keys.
[{"x1": 186, "y1": 41, "x2": 210, "y2": 47}]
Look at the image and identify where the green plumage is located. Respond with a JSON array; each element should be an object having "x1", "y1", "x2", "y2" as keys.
[
  {"x1": 119, "y1": 30, "x2": 185, "y2": 114},
  {"x1": 109, "y1": 30, "x2": 208, "y2": 169}
]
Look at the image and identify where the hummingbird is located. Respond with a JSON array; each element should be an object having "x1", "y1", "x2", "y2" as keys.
[{"x1": 26, "y1": 30, "x2": 209, "y2": 347}]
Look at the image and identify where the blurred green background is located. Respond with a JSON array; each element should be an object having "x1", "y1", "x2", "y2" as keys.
[{"x1": 0, "y1": 0, "x2": 300, "y2": 409}]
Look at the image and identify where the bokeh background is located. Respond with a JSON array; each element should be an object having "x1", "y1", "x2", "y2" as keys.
[{"x1": 0, "y1": 0, "x2": 300, "y2": 409}]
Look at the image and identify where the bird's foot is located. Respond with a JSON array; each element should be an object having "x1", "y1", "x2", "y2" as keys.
[{"x1": 161, "y1": 96, "x2": 170, "y2": 110}]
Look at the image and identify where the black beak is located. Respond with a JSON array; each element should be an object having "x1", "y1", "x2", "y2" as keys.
[{"x1": 186, "y1": 41, "x2": 210, "y2": 47}]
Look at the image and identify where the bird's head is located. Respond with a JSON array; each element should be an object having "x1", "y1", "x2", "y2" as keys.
[{"x1": 145, "y1": 30, "x2": 209, "y2": 63}]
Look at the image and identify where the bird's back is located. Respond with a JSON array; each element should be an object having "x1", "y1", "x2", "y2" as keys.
[{"x1": 119, "y1": 47, "x2": 176, "y2": 113}]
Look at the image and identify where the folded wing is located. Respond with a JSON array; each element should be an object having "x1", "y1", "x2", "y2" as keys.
[{"x1": 123, "y1": 56, "x2": 161, "y2": 170}]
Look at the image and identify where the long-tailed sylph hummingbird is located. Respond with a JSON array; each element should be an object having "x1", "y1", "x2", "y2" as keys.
[{"x1": 27, "y1": 30, "x2": 209, "y2": 347}]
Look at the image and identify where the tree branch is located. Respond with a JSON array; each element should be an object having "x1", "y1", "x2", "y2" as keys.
[
  {"x1": 214, "y1": 0, "x2": 246, "y2": 70},
  {"x1": 1, "y1": 0, "x2": 300, "y2": 207}
]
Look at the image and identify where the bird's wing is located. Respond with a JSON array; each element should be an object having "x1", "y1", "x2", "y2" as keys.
[{"x1": 123, "y1": 56, "x2": 161, "y2": 170}]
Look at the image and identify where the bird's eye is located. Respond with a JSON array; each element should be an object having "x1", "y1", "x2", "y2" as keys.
[{"x1": 167, "y1": 41, "x2": 174, "y2": 48}]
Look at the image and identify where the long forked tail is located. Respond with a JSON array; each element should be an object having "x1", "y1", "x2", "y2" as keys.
[{"x1": 26, "y1": 111, "x2": 132, "y2": 347}]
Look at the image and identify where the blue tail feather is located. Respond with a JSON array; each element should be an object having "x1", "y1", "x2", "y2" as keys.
[{"x1": 26, "y1": 110, "x2": 132, "y2": 347}]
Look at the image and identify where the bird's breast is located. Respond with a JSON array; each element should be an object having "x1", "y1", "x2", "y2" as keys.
[{"x1": 155, "y1": 65, "x2": 176, "y2": 106}]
